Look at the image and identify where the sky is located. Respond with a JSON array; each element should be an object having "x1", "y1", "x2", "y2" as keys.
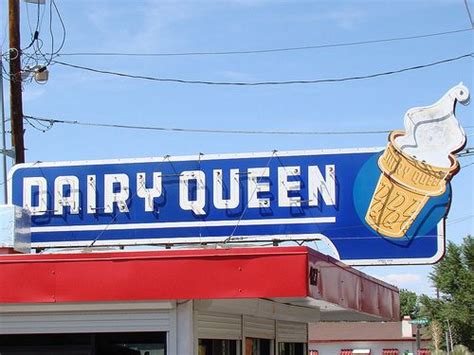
[{"x1": 0, "y1": 0, "x2": 473, "y2": 298}]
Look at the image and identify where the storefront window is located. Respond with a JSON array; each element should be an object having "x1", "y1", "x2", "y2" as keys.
[
  {"x1": 0, "y1": 332, "x2": 167, "y2": 355},
  {"x1": 198, "y1": 339, "x2": 240, "y2": 355},
  {"x1": 278, "y1": 342, "x2": 306, "y2": 355},
  {"x1": 96, "y1": 332, "x2": 167, "y2": 354}
]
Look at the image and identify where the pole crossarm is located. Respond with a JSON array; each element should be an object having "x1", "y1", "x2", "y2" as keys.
[{"x1": 0, "y1": 148, "x2": 15, "y2": 159}]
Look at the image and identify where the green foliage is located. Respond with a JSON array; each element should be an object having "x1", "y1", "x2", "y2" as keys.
[
  {"x1": 430, "y1": 348, "x2": 473, "y2": 355},
  {"x1": 452, "y1": 345, "x2": 472, "y2": 355},
  {"x1": 399, "y1": 288, "x2": 419, "y2": 319},
  {"x1": 462, "y1": 236, "x2": 474, "y2": 272},
  {"x1": 420, "y1": 236, "x2": 474, "y2": 351},
  {"x1": 430, "y1": 319, "x2": 443, "y2": 352}
]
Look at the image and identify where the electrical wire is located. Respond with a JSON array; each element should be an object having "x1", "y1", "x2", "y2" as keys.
[
  {"x1": 24, "y1": 116, "x2": 54, "y2": 132},
  {"x1": 458, "y1": 147, "x2": 474, "y2": 158},
  {"x1": 23, "y1": 115, "x2": 474, "y2": 137},
  {"x1": 463, "y1": 0, "x2": 474, "y2": 28},
  {"x1": 22, "y1": 114, "x2": 474, "y2": 170},
  {"x1": 0, "y1": 12, "x2": 7, "y2": 50},
  {"x1": 22, "y1": 0, "x2": 47, "y2": 70},
  {"x1": 54, "y1": 28, "x2": 473, "y2": 57},
  {"x1": 46, "y1": 0, "x2": 57, "y2": 66},
  {"x1": 24, "y1": 115, "x2": 395, "y2": 135},
  {"x1": 224, "y1": 151, "x2": 276, "y2": 244},
  {"x1": 16, "y1": 114, "x2": 399, "y2": 136},
  {"x1": 22, "y1": 0, "x2": 41, "y2": 51},
  {"x1": 0, "y1": 58, "x2": 12, "y2": 83},
  {"x1": 50, "y1": 0, "x2": 66, "y2": 57},
  {"x1": 52, "y1": 52, "x2": 474, "y2": 86},
  {"x1": 20, "y1": 0, "x2": 66, "y2": 73},
  {"x1": 446, "y1": 214, "x2": 474, "y2": 225},
  {"x1": 0, "y1": 161, "x2": 41, "y2": 188}
]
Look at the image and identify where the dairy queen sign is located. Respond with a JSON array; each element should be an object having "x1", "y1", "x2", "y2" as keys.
[{"x1": 8, "y1": 84, "x2": 470, "y2": 265}]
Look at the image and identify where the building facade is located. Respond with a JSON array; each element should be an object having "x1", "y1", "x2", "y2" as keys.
[{"x1": 0, "y1": 246, "x2": 399, "y2": 355}]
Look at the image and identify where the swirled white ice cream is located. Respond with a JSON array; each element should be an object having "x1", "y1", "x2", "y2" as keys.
[{"x1": 394, "y1": 83, "x2": 470, "y2": 168}]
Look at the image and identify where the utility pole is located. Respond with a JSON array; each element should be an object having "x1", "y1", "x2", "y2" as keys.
[{"x1": 9, "y1": 0, "x2": 25, "y2": 164}]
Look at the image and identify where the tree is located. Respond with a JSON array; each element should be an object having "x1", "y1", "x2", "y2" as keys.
[
  {"x1": 399, "y1": 289, "x2": 419, "y2": 319},
  {"x1": 430, "y1": 319, "x2": 443, "y2": 353},
  {"x1": 420, "y1": 236, "x2": 474, "y2": 350}
]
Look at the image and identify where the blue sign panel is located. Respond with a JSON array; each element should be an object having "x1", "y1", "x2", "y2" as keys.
[{"x1": 8, "y1": 148, "x2": 449, "y2": 265}]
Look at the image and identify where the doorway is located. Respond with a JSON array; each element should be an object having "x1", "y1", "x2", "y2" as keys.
[{"x1": 245, "y1": 338, "x2": 272, "y2": 355}]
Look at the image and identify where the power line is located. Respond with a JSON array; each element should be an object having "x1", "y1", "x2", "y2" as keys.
[
  {"x1": 458, "y1": 147, "x2": 474, "y2": 158},
  {"x1": 22, "y1": 114, "x2": 393, "y2": 135},
  {"x1": 463, "y1": 0, "x2": 474, "y2": 28},
  {"x1": 53, "y1": 28, "x2": 473, "y2": 58},
  {"x1": 24, "y1": 115, "x2": 54, "y2": 132},
  {"x1": 446, "y1": 214, "x2": 474, "y2": 225},
  {"x1": 52, "y1": 52, "x2": 474, "y2": 86},
  {"x1": 23, "y1": 115, "x2": 474, "y2": 139}
]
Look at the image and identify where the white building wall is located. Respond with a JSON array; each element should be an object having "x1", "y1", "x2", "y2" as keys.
[
  {"x1": 176, "y1": 300, "x2": 194, "y2": 355},
  {"x1": 0, "y1": 298, "x2": 316, "y2": 355},
  {"x1": 309, "y1": 340, "x2": 431, "y2": 355},
  {"x1": 0, "y1": 301, "x2": 175, "y2": 335}
]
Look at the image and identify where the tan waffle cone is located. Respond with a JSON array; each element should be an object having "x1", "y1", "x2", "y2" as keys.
[{"x1": 365, "y1": 131, "x2": 459, "y2": 238}]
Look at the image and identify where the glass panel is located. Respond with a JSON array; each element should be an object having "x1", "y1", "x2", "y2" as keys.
[
  {"x1": 95, "y1": 332, "x2": 167, "y2": 354},
  {"x1": 0, "y1": 332, "x2": 167, "y2": 355},
  {"x1": 198, "y1": 339, "x2": 239, "y2": 355},
  {"x1": 278, "y1": 342, "x2": 306, "y2": 355},
  {"x1": 0, "y1": 333, "x2": 93, "y2": 355}
]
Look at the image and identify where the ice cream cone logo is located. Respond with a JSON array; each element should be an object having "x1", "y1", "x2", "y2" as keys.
[{"x1": 365, "y1": 84, "x2": 470, "y2": 238}]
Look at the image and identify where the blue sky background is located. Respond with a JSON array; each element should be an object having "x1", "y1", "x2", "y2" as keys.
[{"x1": 1, "y1": 0, "x2": 473, "y2": 297}]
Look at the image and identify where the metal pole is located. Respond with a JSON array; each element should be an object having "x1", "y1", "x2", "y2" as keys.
[
  {"x1": 416, "y1": 324, "x2": 421, "y2": 352},
  {"x1": 8, "y1": 0, "x2": 25, "y2": 164},
  {"x1": 445, "y1": 331, "x2": 450, "y2": 355},
  {"x1": 0, "y1": 46, "x2": 8, "y2": 203},
  {"x1": 447, "y1": 319, "x2": 454, "y2": 351}
]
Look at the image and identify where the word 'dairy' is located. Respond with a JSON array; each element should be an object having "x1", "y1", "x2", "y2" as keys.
[{"x1": 22, "y1": 165, "x2": 336, "y2": 216}]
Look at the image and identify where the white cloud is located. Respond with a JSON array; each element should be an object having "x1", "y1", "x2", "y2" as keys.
[
  {"x1": 23, "y1": 86, "x2": 46, "y2": 103},
  {"x1": 219, "y1": 70, "x2": 255, "y2": 81},
  {"x1": 224, "y1": 0, "x2": 269, "y2": 7},
  {"x1": 84, "y1": 0, "x2": 197, "y2": 53},
  {"x1": 323, "y1": 8, "x2": 367, "y2": 30},
  {"x1": 377, "y1": 273, "x2": 422, "y2": 285},
  {"x1": 282, "y1": 7, "x2": 368, "y2": 30},
  {"x1": 361, "y1": 266, "x2": 436, "y2": 297}
]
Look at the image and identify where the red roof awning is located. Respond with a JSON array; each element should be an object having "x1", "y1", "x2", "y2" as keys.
[{"x1": 0, "y1": 246, "x2": 398, "y2": 320}]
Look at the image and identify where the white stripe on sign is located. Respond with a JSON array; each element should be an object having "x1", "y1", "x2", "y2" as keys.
[{"x1": 31, "y1": 217, "x2": 336, "y2": 233}]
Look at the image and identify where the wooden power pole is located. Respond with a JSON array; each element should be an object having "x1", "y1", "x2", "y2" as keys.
[{"x1": 9, "y1": 0, "x2": 25, "y2": 164}]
